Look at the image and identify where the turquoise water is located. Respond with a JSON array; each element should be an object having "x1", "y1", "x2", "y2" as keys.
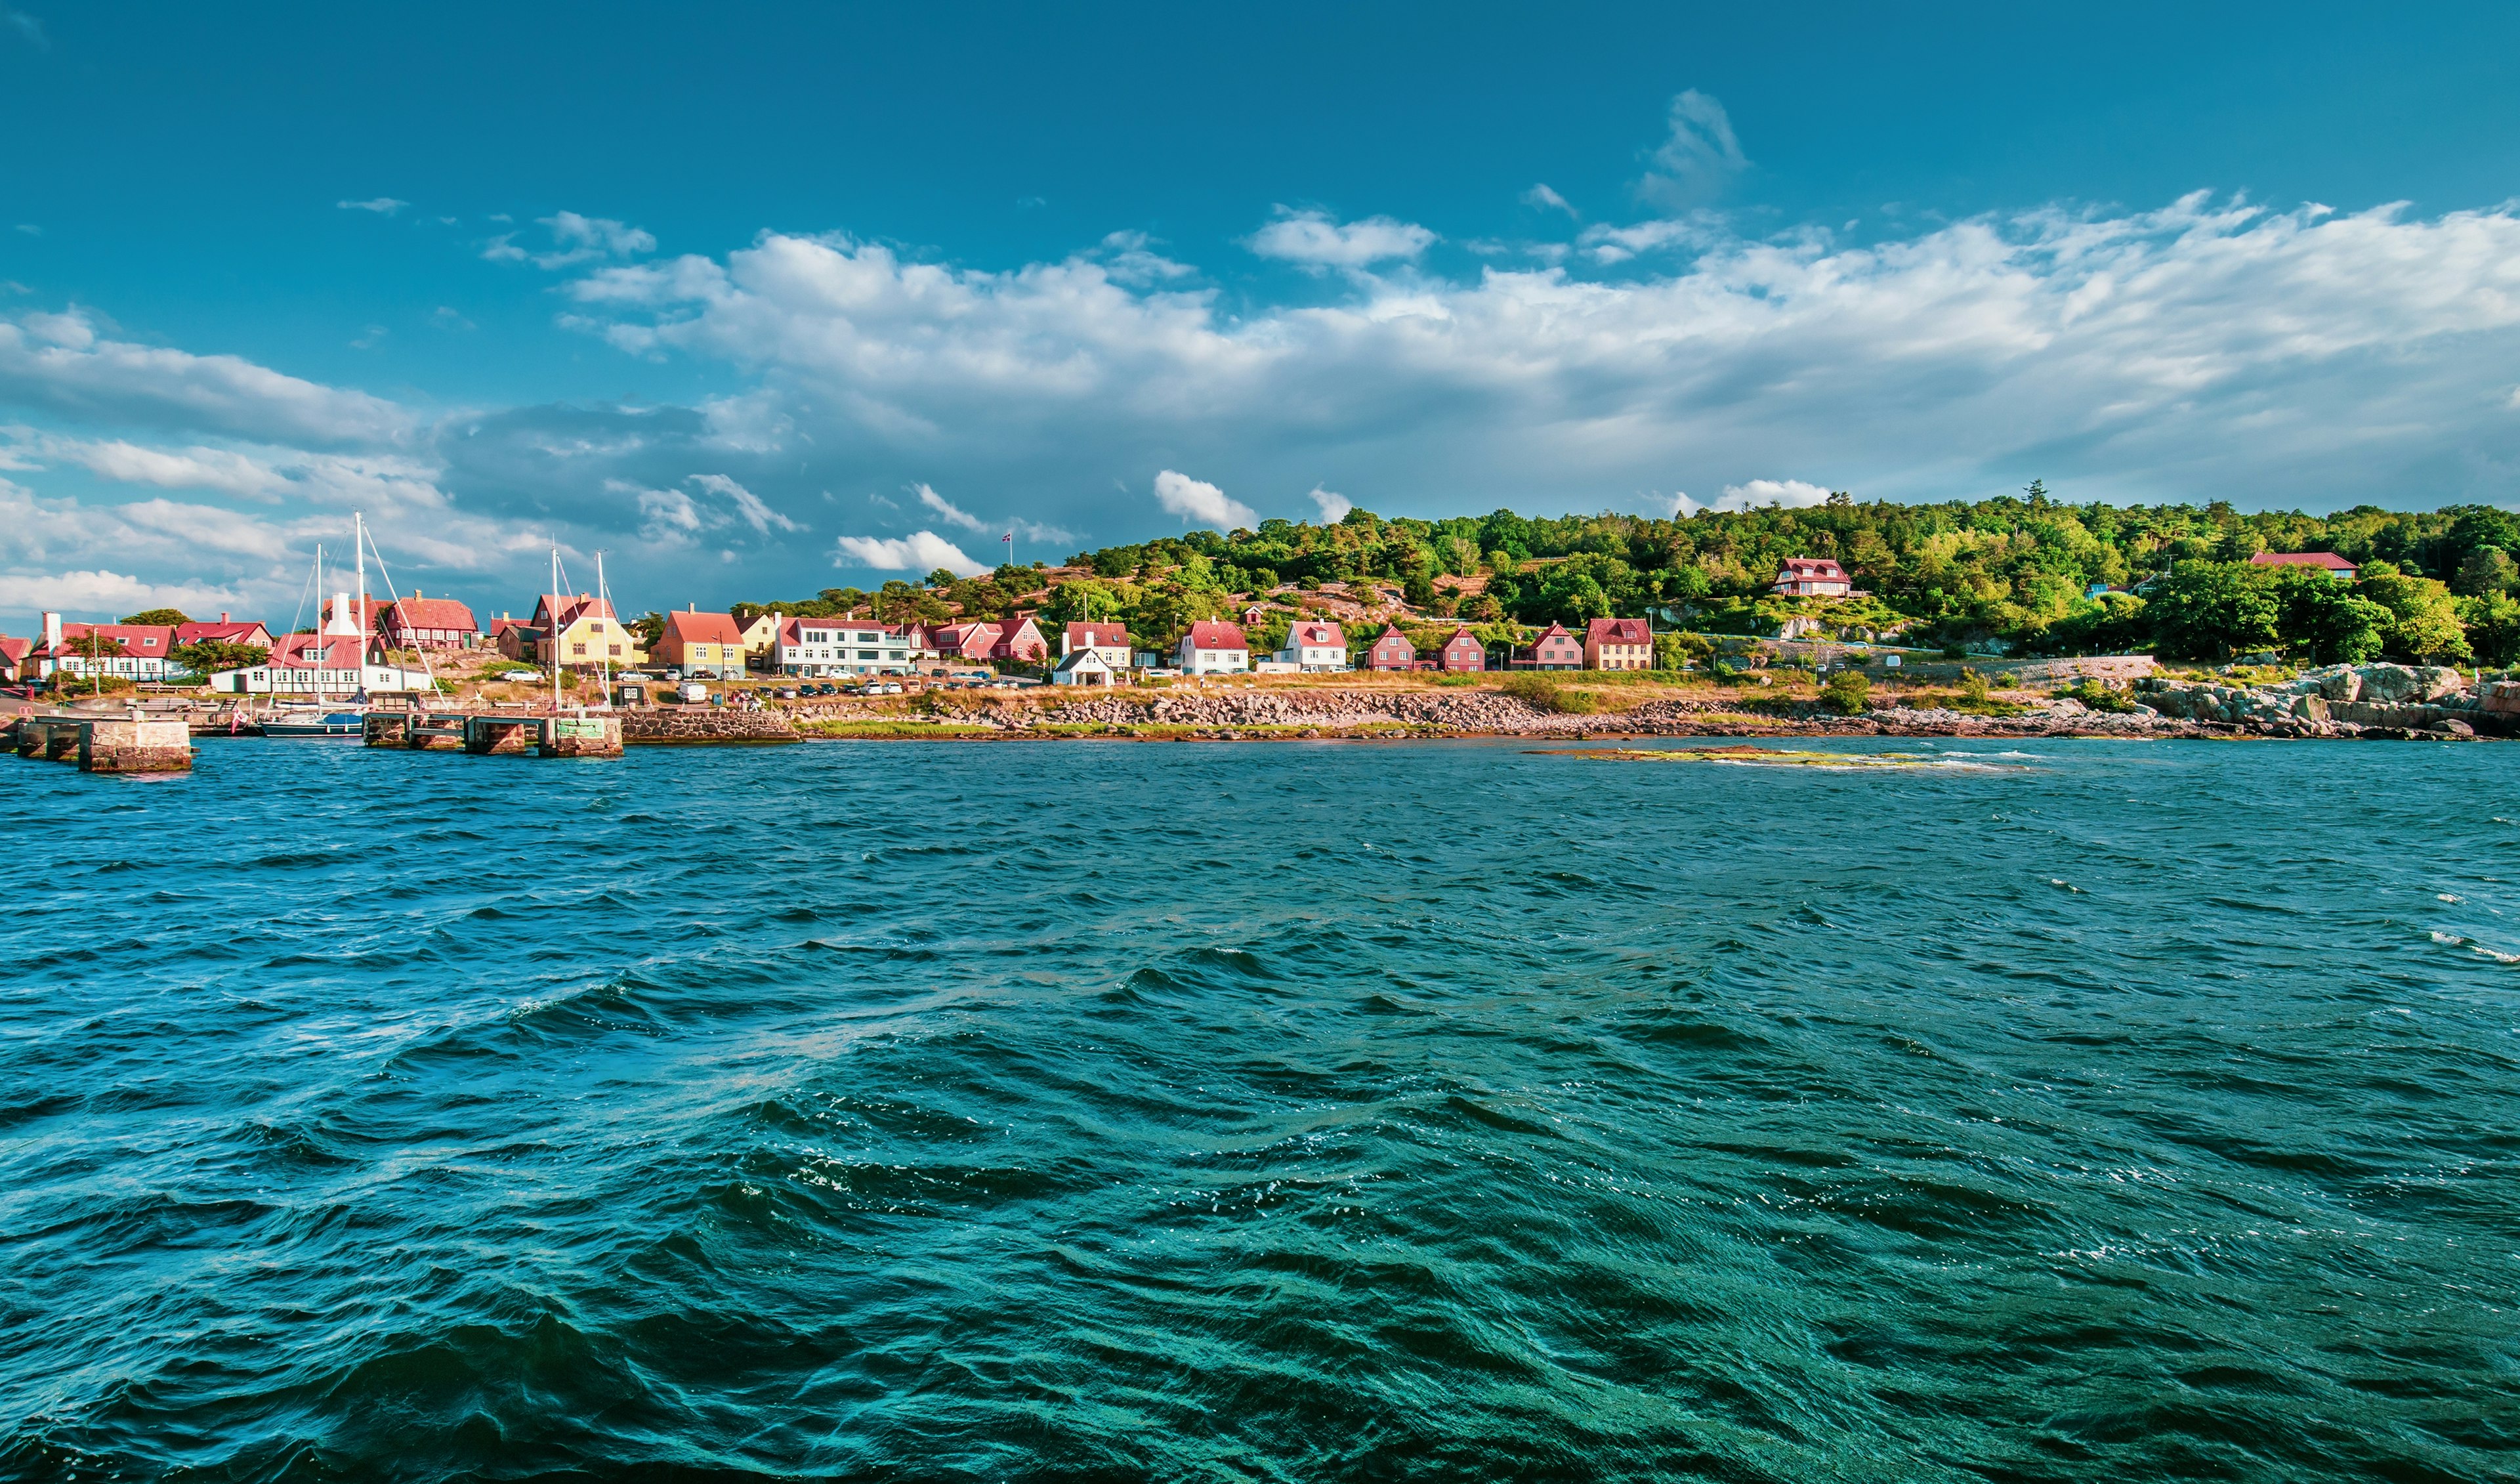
[{"x1": 3, "y1": 738, "x2": 2515, "y2": 1481}]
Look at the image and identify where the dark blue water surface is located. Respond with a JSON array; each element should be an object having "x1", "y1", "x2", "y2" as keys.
[{"x1": 3, "y1": 737, "x2": 2516, "y2": 1482}]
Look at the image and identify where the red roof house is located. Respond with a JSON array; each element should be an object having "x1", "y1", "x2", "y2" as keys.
[
  {"x1": 0, "y1": 635, "x2": 30, "y2": 682},
  {"x1": 932, "y1": 622, "x2": 1003, "y2": 662},
  {"x1": 1175, "y1": 620, "x2": 1250, "y2": 673},
  {"x1": 173, "y1": 615, "x2": 276, "y2": 648},
  {"x1": 377, "y1": 593, "x2": 479, "y2": 648},
  {"x1": 1513, "y1": 622, "x2": 1582, "y2": 670},
  {"x1": 2248, "y1": 551, "x2": 2359, "y2": 580},
  {"x1": 1437, "y1": 627, "x2": 1484, "y2": 672},
  {"x1": 1276, "y1": 620, "x2": 1349, "y2": 670},
  {"x1": 1584, "y1": 617, "x2": 1652, "y2": 671},
  {"x1": 1772, "y1": 558, "x2": 1852, "y2": 597},
  {"x1": 992, "y1": 615, "x2": 1049, "y2": 662},
  {"x1": 1365, "y1": 624, "x2": 1416, "y2": 671},
  {"x1": 1062, "y1": 622, "x2": 1130, "y2": 656}
]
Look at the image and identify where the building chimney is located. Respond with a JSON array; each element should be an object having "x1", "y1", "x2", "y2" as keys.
[
  {"x1": 219, "y1": 612, "x2": 230, "y2": 624},
  {"x1": 43, "y1": 611, "x2": 62, "y2": 649},
  {"x1": 324, "y1": 591, "x2": 358, "y2": 636}
]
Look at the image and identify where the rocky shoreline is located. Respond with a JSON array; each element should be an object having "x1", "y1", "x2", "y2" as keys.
[{"x1": 779, "y1": 662, "x2": 2516, "y2": 743}]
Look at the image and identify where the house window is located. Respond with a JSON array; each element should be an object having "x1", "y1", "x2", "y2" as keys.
[
  {"x1": 609, "y1": 645, "x2": 623, "y2": 657},
  {"x1": 572, "y1": 643, "x2": 587, "y2": 656}
]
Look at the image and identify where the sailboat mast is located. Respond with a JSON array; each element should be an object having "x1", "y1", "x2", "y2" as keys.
[
  {"x1": 314, "y1": 541, "x2": 326, "y2": 706},
  {"x1": 595, "y1": 549, "x2": 611, "y2": 700},
  {"x1": 550, "y1": 542, "x2": 562, "y2": 714},
  {"x1": 354, "y1": 511, "x2": 368, "y2": 699}
]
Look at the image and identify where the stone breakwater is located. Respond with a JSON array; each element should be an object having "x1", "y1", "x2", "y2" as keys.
[{"x1": 620, "y1": 710, "x2": 799, "y2": 744}]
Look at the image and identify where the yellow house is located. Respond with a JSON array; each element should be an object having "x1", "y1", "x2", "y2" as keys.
[
  {"x1": 531, "y1": 592, "x2": 648, "y2": 669},
  {"x1": 732, "y1": 610, "x2": 780, "y2": 665},
  {"x1": 656, "y1": 607, "x2": 749, "y2": 675}
]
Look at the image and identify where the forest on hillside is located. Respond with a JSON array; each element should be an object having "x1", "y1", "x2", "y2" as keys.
[{"x1": 731, "y1": 488, "x2": 2520, "y2": 666}]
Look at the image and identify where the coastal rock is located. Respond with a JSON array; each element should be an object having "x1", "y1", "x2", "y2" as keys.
[{"x1": 2481, "y1": 681, "x2": 2520, "y2": 716}]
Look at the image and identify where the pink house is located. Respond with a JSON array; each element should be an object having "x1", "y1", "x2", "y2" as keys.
[
  {"x1": 1584, "y1": 617, "x2": 1652, "y2": 671},
  {"x1": 173, "y1": 616, "x2": 276, "y2": 649},
  {"x1": 1513, "y1": 622, "x2": 1582, "y2": 670},
  {"x1": 932, "y1": 622, "x2": 1003, "y2": 662},
  {"x1": 1365, "y1": 624, "x2": 1416, "y2": 670},
  {"x1": 992, "y1": 615, "x2": 1049, "y2": 662},
  {"x1": 1437, "y1": 627, "x2": 1484, "y2": 672}
]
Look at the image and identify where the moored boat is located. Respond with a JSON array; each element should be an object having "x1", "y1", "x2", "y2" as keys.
[{"x1": 259, "y1": 710, "x2": 368, "y2": 738}]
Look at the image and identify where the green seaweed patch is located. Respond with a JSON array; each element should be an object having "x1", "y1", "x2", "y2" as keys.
[{"x1": 1536, "y1": 744, "x2": 2015, "y2": 770}]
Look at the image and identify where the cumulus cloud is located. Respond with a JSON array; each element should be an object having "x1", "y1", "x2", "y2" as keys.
[
  {"x1": 549, "y1": 194, "x2": 2520, "y2": 534},
  {"x1": 1309, "y1": 485, "x2": 1353, "y2": 522},
  {"x1": 0, "y1": 308, "x2": 413, "y2": 446},
  {"x1": 1639, "y1": 89, "x2": 1748, "y2": 208},
  {"x1": 833, "y1": 530, "x2": 987, "y2": 577},
  {"x1": 1247, "y1": 209, "x2": 1437, "y2": 270},
  {"x1": 485, "y1": 211, "x2": 656, "y2": 270},
  {"x1": 1153, "y1": 469, "x2": 1258, "y2": 530},
  {"x1": 338, "y1": 197, "x2": 408, "y2": 215}
]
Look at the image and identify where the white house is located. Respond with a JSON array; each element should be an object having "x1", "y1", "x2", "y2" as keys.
[
  {"x1": 1274, "y1": 620, "x2": 1349, "y2": 672},
  {"x1": 1175, "y1": 620, "x2": 1250, "y2": 675},
  {"x1": 1051, "y1": 648, "x2": 1119, "y2": 687},
  {"x1": 209, "y1": 632, "x2": 432, "y2": 694},
  {"x1": 774, "y1": 616, "x2": 920, "y2": 676},
  {"x1": 28, "y1": 614, "x2": 183, "y2": 683}
]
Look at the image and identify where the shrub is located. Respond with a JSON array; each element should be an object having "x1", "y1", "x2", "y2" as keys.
[
  {"x1": 1940, "y1": 643, "x2": 1969, "y2": 660},
  {"x1": 2056, "y1": 678, "x2": 2136, "y2": 713},
  {"x1": 1819, "y1": 670, "x2": 1872, "y2": 714}
]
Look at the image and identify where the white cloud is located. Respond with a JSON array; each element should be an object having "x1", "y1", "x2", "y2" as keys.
[
  {"x1": 1522, "y1": 184, "x2": 1576, "y2": 219},
  {"x1": 1247, "y1": 209, "x2": 1437, "y2": 269},
  {"x1": 833, "y1": 530, "x2": 987, "y2": 577},
  {"x1": 0, "y1": 308, "x2": 413, "y2": 446},
  {"x1": 915, "y1": 481, "x2": 990, "y2": 532},
  {"x1": 688, "y1": 472, "x2": 803, "y2": 534},
  {"x1": 484, "y1": 211, "x2": 656, "y2": 270},
  {"x1": 549, "y1": 194, "x2": 2520, "y2": 532},
  {"x1": 1673, "y1": 479, "x2": 1835, "y2": 517},
  {"x1": 1640, "y1": 89, "x2": 1748, "y2": 208},
  {"x1": 1153, "y1": 469, "x2": 1258, "y2": 530},
  {"x1": 0, "y1": 569, "x2": 243, "y2": 617},
  {"x1": 1309, "y1": 485, "x2": 1353, "y2": 522},
  {"x1": 338, "y1": 198, "x2": 408, "y2": 215}
]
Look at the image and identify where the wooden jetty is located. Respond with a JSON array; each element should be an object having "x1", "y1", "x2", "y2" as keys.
[{"x1": 363, "y1": 711, "x2": 623, "y2": 758}]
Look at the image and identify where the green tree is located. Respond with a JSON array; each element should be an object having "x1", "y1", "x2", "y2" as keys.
[
  {"x1": 170, "y1": 639, "x2": 269, "y2": 677},
  {"x1": 1819, "y1": 669, "x2": 1872, "y2": 714},
  {"x1": 1402, "y1": 570, "x2": 1435, "y2": 608},
  {"x1": 2455, "y1": 591, "x2": 2520, "y2": 666},
  {"x1": 2452, "y1": 545, "x2": 2517, "y2": 597},
  {"x1": 121, "y1": 607, "x2": 192, "y2": 625},
  {"x1": 2274, "y1": 574, "x2": 2390, "y2": 664},
  {"x1": 2359, "y1": 565, "x2": 2473, "y2": 662},
  {"x1": 2144, "y1": 561, "x2": 2281, "y2": 659}
]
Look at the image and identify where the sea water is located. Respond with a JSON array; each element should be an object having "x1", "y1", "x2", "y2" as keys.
[{"x1": 2, "y1": 738, "x2": 2513, "y2": 1481}]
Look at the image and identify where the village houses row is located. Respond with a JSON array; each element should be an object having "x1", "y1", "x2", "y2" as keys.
[{"x1": 6, "y1": 559, "x2": 1856, "y2": 688}]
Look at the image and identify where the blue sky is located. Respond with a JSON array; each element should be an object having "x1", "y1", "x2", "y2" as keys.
[{"x1": 4, "y1": 1, "x2": 2519, "y2": 626}]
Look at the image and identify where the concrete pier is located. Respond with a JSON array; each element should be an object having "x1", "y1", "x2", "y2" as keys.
[
  {"x1": 80, "y1": 718, "x2": 194, "y2": 773},
  {"x1": 540, "y1": 714, "x2": 623, "y2": 757},
  {"x1": 10, "y1": 715, "x2": 194, "y2": 772},
  {"x1": 362, "y1": 713, "x2": 414, "y2": 747},
  {"x1": 463, "y1": 715, "x2": 539, "y2": 755}
]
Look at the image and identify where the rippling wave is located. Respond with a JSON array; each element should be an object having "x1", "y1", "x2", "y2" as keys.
[{"x1": 3, "y1": 738, "x2": 2514, "y2": 1481}]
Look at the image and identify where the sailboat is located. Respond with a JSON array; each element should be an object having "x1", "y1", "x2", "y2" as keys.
[{"x1": 261, "y1": 513, "x2": 438, "y2": 737}]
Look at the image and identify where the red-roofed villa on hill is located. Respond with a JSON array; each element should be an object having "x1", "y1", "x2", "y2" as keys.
[
  {"x1": 1061, "y1": 622, "x2": 1132, "y2": 671},
  {"x1": 26, "y1": 614, "x2": 179, "y2": 682},
  {"x1": 2248, "y1": 551, "x2": 2359, "y2": 580},
  {"x1": 1585, "y1": 617, "x2": 1652, "y2": 671},
  {"x1": 1773, "y1": 558, "x2": 1852, "y2": 597},
  {"x1": 173, "y1": 616, "x2": 276, "y2": 649}
]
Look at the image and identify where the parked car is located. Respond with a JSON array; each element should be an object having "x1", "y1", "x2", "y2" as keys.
[
  {"x1": 774, "y1": 687, "x2": 799, "y2": 699},
  {"x1": 679, "y1": 682, "x2": 709, "y2": 704}
]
